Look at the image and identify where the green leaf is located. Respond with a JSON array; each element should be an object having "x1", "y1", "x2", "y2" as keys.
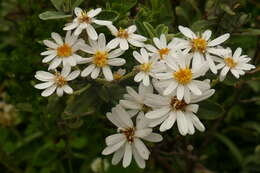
[
  {"x1": 96, "y1": 10, "x2": 119, "y2": 22},
  {"x1": 215, "y1": 133, "x2": 243, "y2": 164},
  {"x1": 143, "y1": 22, "x2": 156, "y2": 38},
  {"x1": 72, "y1": 0, "x2": 85, "y2": 8},
  {"x1": 191, "y1": 20, "x2": 216, "y2": 32},
  {"x1": 242, "y1": 122, "x2": 260, "y2": 134},
  {"x1": 197, "y1": 100, "x2": 224, "y2": 120},
  {"x1": 39, "y1": 11, "x2": 71, "y2": 20},
  {"x1": 50, "y1": 0, "x2": 64, "y2": 11},
  {"x1": 220, "y1": 3, "x2": 236, "y2": 15},
  {"x1": 238, "y1": 28, "x2": 260, "y2": 36},
  {"x1": 155, "y1": 24, "x2": 168, "y2": 36}
]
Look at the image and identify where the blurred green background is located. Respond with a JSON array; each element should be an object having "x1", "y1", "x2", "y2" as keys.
[{"x1": 0, "y1": 0, "x2": 259, "y2": 172}]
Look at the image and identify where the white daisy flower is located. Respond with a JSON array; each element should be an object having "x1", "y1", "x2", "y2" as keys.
[
  {"x1": 133, "y1": 48, "x2": 166, "y2": 86},
  {"x1": 34, "y1": 66, "x2": 80, "y2": 97},
  {"x1": 102, "y1": 105, "x2": 163, "y2": 168},
  {"x1": 178, "y1": 25, "x2": 230, "y2": 73},
  {"x1": 120, "y1": 83, "x2": 154, "y2": 117},
  {"x1": 145, "y1": 34, "x2": 179, "y2": 61},
  {"x1": 42, "y1": 31, "x2": 84, "y2": 70},
  {"x1": 144, "y1": 88, "x2": 215, "y2": 135},
  {"x1": 216, "y1": 47, "x2": 255, "y2": 81},
  {"x1": 80, "y1": 33, "x2": 126, "y2": 81},
  {"x1": 155, "y1": 50, "x2": 208, "y2": 103},
  {"x1": 107, "y1": 25, "x2": 147, "y2": 50},
  {"x1": 113, "y1": 68, "x2": 126, "y2": 80},
  {"x1": 63, "y1": 7, "x2": 112, "y2": 40}
]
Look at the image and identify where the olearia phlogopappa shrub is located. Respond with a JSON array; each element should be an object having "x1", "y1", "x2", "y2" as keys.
[{"x1": 1, "y1": 0, "x2": 260, "y2": 172}]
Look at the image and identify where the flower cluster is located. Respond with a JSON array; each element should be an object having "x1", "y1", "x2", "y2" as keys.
[{"x1": 34, "y1": 7, "x2": 256, "y2": 169}]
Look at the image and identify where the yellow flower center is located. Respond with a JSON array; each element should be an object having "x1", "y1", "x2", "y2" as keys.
[
  {"x1": 55, "y1": 73, "x2": 67, "y2": 87},
  {"x1": 113, "y1": 73, "x2": 122, "y2": 80},
  {"x1": 140, "y1": 63, "x2": 152, "y2": 72},
  {"x1": 93, "y1": 51, "x2": 108, "y2": 67},
  {"x1": 117, "y1": 28, "x2": 129, "y2": 38},
  {"x1": 191, "y1": 38, "x2": 207, "y2": 53},
  {"x1": 170, "y1": 96, "x2": 187, "y2": 111},
  {"x1": 224, "y1": 57, "x2": 237, "y2": 68},
  {"x1": 159, "y1": 48, "x2": 170, "y2": 59},
  {"x1": 57, "y1": 44, "x2": 72, "y2": 57},
  {"x1": 120, "y1": 127, "x2": 135, "y2": 143},
  {"x1": 79, "y1": 11, "x2": 92, "y2": 23},
  {"x1": 173, "y1": 68, "x2": 192, "y2": 84}
]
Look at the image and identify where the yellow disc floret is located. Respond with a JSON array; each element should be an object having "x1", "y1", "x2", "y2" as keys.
[
  {"x1": 79, "y1": 11, "x2": 92, "y2": 23},
  {"x1": 170, "y1": 96, "x2": 187, "y2": 111},
  {"x1": 191, "y1": 38, "x2": 207, "y2": 53},
  {"x1": 173, "y1": 68, "x2": 192, "y2": 84},
  {"x1": 57, "y1": 44, "x2": 72, "y2": 57},
  {"x1": 55, "y1": 73, "x2": 67, "y2": 87},
  {"x1": 224, "y1": 57, "x2": 237, "y2": 68},
  {"x1": 120, "y1": 127, "x2": 135, "y2": 143},
  {"x1": 140, "y1": 63, "x2": 152, "y2": 72},
  {"x1": 93, "y1": 51, "x2": 108, "y2": 67},
  {"x1": 117, "y1": 28, "x2": 129, "y2": 39},
  {"x1": 159, "y1": 48, "x2": 170, "y2": 59}
]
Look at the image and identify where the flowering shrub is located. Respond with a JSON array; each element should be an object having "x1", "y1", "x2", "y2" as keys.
[{"x1": 0, "y1": 0, "x2": 260, "y2": 172}]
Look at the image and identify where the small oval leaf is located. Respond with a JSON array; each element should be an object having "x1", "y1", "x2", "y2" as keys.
[{"x1": 39, "y1": 11, "x2": 71, "y2": 20}]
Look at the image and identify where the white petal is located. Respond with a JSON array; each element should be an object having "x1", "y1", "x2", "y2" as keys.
[
  {"x1": 98, "y1": 33, "x2": 106, "y2": 50},
  {"x1": 176, "y1": 111, "x2": 188, "y2": 136},
  {"x1": 63, "y1": 22, "x2": 78, "y2": 30},
  {"x1": 91, "y1": 67, "x2": 100, "y2": 79},
  {"x1": 41, "y1": 85, "x2": 57, "y2": 97},
  {"x1": 163, "y1": 81, "x2": 178, "y2": 95},
  {"x1": 87, "y1": 8, "x2": 102, "y2": 17},
  {"x1": 102, "y1": 66, "x2": 113, "y2": 81},
  {"x1": 133, "y1": 51, "x2": 145, "y2": 64},
  {"x1": 107, "y1": 25, "x2": 118, "y2": 35},
  {"x1": 108, "y1": 48, "x2": 124, "y2": 58},
  {"x1": 233, "y1": 47, "x2": 242, "y2": 60},
  {"x1": 128, "y1": 38, "x2": 144, "y2": 47},
  {"x1": 127, "y1": 25, "x2": 137, "y2": 33},
  {"x1": 56, "y1": 87, "x2": 64, "y2": 97},
  {"x1": 86, "y1": 25, "x2": 98, "y2": 40},
  {"x1": 142, "y1": 74, "x2": 150, "y2": 86},
  {"x1": 35, "y1": 71, "x2": 54, "y2": 81},
  {"x1": 51, "y1": 32, "x2": 63, "y2": 45},
  {"x1": 202, "y1": 30, "x2": 212, "y2": 41},
  {"x1": 119, "y1": 39, "x2": 129, "y2": 50},
  {"x1": 189, "y1": 113, "x2": 205, "y2": 132},
  {"x1": 34, "y1": 81, "x2": 54, "y2": 89},
  {"x1": 41, "y1": 50, "x2": 56, "y2": 56},
  {"x1": 208, "y1": 33, "x2": 230, "y2": 47},
  {"x1": 187, "y1": 82, "x2": 202, "y2": 95},
  {"x1": 178, "y1": 26, "x2": 196, "y2": 39},
  {"x1": 80, "y1": 44, "x2": 95, "y2": 54},
  {"x1": 107, "y1": 38, "x2": 120, "y2": 49},
  {"x1": 176, "y1": 85, "x2": 184, "y2": 100},
  {"x1": 81, "y1": 64, "x2": 95, "y2": 77},
  {"x1": 74, "y1": 7, "x2": 82, "y2": 16},
  {"x1": 206, "y1": 54, "x2": 217, "y2": 74},
  {"x1": 219, "y1": 66, "x2": 229, "y2": 81},
  {"x1": 48, "y1": 58, "x2": 62, "y2": 70},
  {"x1": 102, "y1": 140, "x2": 126, "y2": 155},
  {"x1": 132, "y1": 147, "x2": 146, "y2": 168},
  {"x1": 112, "y1": 147, "x2": 124, "y2": 165},
  {"x1": 135, "y1": 128, "x2": 152, "y2": 138},
  {"x1": 115, "y1": 105, "x2": 134, "y2": 127},
  {"x1": 153, "y1": 37, "x2": 163, "y2": 49},
  {"x1": 145, "y1": 107, "x2": 171, "y2": 119},
  {"x1": 123, "y1": 143, "x2": 132, "y2": 168},
  {"x1": 134, "y1": 138, "x2": 150, "y2": 160},
  {"x1": 142, "y1": 133, "x2": 163, "y2": 142},
  {"x1": 134, "y1": 72, "x2": 145, "y2": 82},
  {"x1": 43, "y1": 40, "x2": 58, "y2": 49},
  {"x1": 159, "y1": 112, "x2": 177, "y2": 132},
  {"x1": 93, "y1": 19, "x2": 112, "y2": 26},
  {"x1": 108, "y1": 58, "x2": 126, "y2": 66},
  {"x1": 120, "y1": 100, "x2": 142, "y2": 110},
  {"x1": 42, "y1": 54, "x2": 57, "y2": 63},
  {"x1": 62, "y1": 85, "x2": 73, "y2": 94},
  {"x1": 105, "y1": 134, "x2": 125, "y2": 146}
]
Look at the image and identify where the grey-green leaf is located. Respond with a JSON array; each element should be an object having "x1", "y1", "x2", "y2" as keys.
[
  {"x1": 39, "y1": 11, "x2": 71, "y2": 20},
  {"x1": 50, "y1": 0, "x2": 64, "y2": 11}
]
